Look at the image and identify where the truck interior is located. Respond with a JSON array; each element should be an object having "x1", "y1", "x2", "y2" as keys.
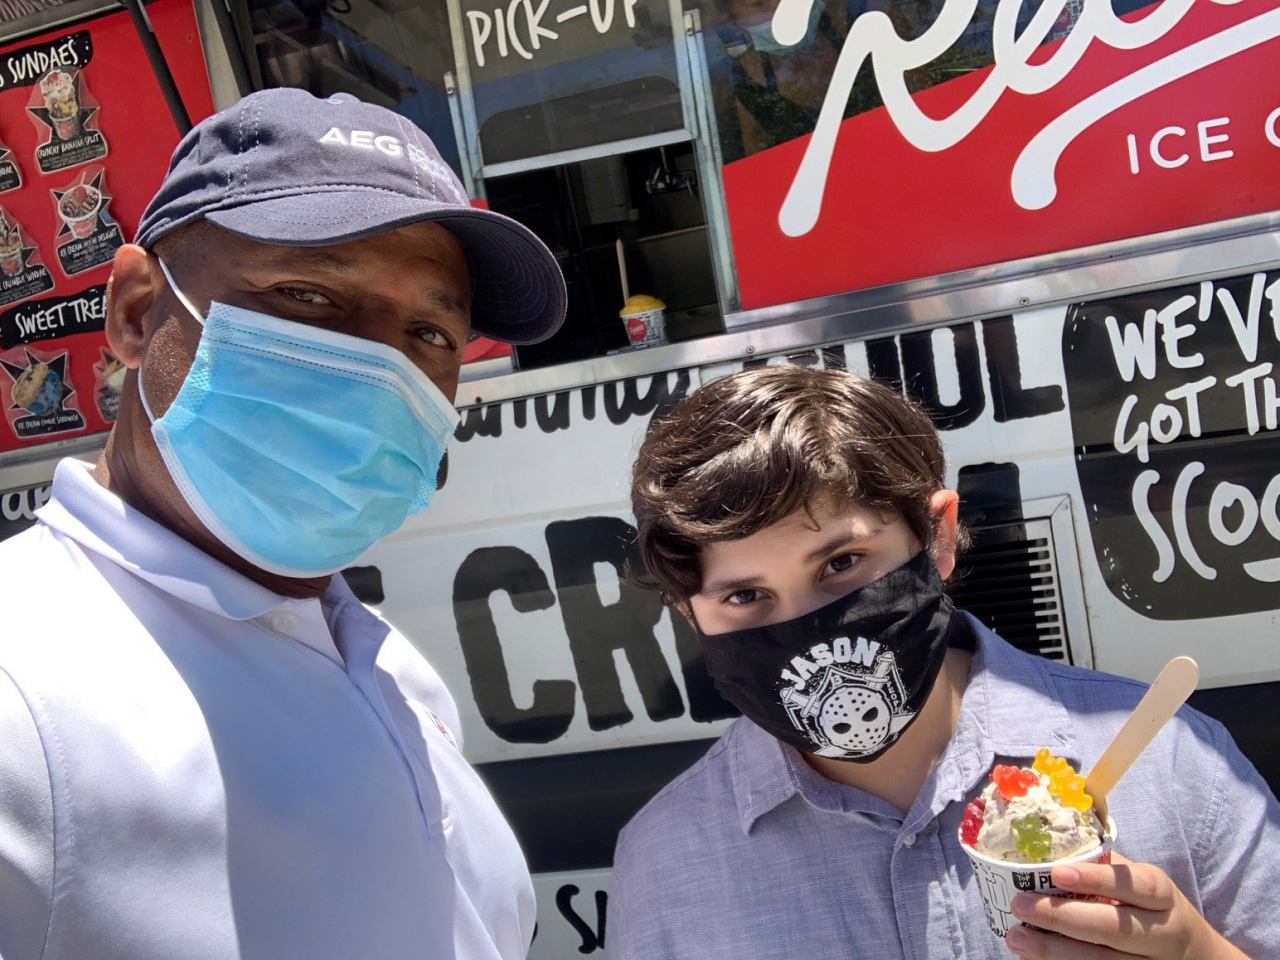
[
  {"x1": 242, "y1": 0, "x2": 730, "y2": 373},
  {"x1": 485, "y1": 145, "x2": 722, "y2": 368}
]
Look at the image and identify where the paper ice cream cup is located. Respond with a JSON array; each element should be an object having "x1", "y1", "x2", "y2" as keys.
[
  {"x1": 0, "y1": 244, "x2": 22, "y2": 276},
  {"x1": 42, "y1": 73, "x2": 79, "y2": 140},
  {"x1": 59, "y1": 185, "x2": 101, "y2": 239},
  {"x1": 620, "y1": 295, "x2": 666, "y2": 347},
  {"x1": 961, "y1": 816, "x2": 1116, "y2": 940}
]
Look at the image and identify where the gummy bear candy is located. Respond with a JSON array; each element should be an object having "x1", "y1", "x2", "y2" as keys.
[
  {"x1": 1033, "y1": 747, "x2": 1093, "y2": 811},
  {"x1": 960, "y1": 798, "x2": 986, "y2": 846},
  {"x1": 991, "y1": 764, "x2": 1040, "y2": 801},
  {"x1": 1011, "y1": 813, "x2": 1053, "y2": 862}
]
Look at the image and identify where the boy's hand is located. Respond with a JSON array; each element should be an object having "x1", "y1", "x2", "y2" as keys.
[{"x1": 1004, "y1": 853, "x2": 1248, "y2": 959}]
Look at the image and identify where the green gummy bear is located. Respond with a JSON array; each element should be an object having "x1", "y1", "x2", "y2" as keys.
[{"x1": 1011, "y1": 814, "x2": 1053, "y2": 862}]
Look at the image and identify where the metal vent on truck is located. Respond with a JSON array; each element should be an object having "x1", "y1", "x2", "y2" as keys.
[{"x1": 949, "y1": 518, "x2": 1070, "y2": 663}]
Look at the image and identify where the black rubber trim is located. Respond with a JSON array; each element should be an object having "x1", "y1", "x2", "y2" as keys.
[{"x1": 121, "y1": 0, "x2": 192, "y2": 135}]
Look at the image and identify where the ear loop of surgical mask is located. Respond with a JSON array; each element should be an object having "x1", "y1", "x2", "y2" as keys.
[{"x1": 137, "y1": 257, "x2": 205, "y2": 426}]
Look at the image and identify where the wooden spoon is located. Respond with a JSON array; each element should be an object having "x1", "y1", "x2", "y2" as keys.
[{"x1": 1084, "y1": 657, "x2": 1200, "y2": 822}]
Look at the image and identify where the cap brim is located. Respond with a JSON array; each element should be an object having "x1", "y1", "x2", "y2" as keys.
[{"x1": 205, "y1": 189, "x2": 566, "y2": 345}]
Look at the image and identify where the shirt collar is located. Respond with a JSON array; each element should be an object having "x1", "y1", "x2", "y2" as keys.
[
  {"x1": 951, "y1": 612, "x2": 1078, "y2": 768},
  {"x1": 37, "y1": 459, "x2": 349, "y2": 666},
  {"x1": 729, "y1": 717, "x2": 803, "y2": 832},
  {"x1": 917, "y1": 613, "x2": 1079, "y2": 825},
  {"x1": 729, "y1": 612, "x2": 1079, "y2": 835}
]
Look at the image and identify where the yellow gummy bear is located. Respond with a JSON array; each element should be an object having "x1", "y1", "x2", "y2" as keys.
[{"x1": 1033, "y1": 747, "x2": 1094, "y2": 812}]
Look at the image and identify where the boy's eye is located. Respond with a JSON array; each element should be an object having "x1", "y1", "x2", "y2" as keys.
[
  {"x1": 823, "y1": 553, "x2": 857, "y2": 576},
  {"x1": 725, "y1": 589, "x2": 762, "y2": 606}
]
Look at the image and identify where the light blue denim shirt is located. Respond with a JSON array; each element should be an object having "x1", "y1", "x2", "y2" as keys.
[{"x1": 610, "y1": 614, "x2": 1280, "y2": 960}]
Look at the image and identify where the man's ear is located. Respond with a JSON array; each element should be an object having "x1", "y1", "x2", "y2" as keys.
[
  {"x1": 929, "y1": 489, "x2": 960, "y2": 579},
  {"x1": 105, "y1": 245, "x2": 159, "y2": 370}
]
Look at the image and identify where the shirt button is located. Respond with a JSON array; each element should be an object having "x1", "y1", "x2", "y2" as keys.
[
  {"x1": 271, "y1": 611, "x2": 298, "y2": 632},
  {"x1": 903, "y1": 833, "x2": 916, "y2": 847}
]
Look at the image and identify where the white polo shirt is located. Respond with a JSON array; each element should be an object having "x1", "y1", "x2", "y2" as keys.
[{"x1": 0, "y1": 459, "x2": 535, "y2": 960}]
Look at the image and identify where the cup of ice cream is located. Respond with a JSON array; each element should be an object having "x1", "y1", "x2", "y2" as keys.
[
  {"x1": 0, "y1": 227, "x2": 23, "y2": 276},
  {"x1": 58, "y1": 184, "x2": 102, "y2": 239},
  {"x1": 40, "y1": 70, "x2": 79, "y2": 140},
  {"x1": 960, "y1": 749, "x2": 1115, "y2": 940},
  {"x1": 102, "y1": 358, "x2": 126, "y2": 394},
  {"x1": 620, "y1": 294, "x2": 666, "y2": 348}
]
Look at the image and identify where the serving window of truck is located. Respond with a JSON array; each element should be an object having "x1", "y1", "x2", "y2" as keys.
[{"x1": 3, "y1": 0, "x2": 1280, "y2": 955}]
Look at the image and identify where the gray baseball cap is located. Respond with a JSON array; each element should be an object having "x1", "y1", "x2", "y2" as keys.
[{"x1": 135, "y1": 88, "x2": 566, "y2": 345}]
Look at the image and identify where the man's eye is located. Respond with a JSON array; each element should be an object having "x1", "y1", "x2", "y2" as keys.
[
  {"x1": 413, "y1": 326, "x2": 455, "y2": 349},
  {"x1": 278, "y1": 286, "x2": 332, "y2": 306},
  {"x1": 823, "y1": 554, "x2": 857, "y2": 576},
  {"x1": 725, "y1": 589, "x2": 761, "y2": 606}
]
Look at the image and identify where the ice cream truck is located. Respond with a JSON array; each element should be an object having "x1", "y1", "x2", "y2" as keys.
[{"x1": 1, "y1": 0, "x2": 1279, "y2": 954}]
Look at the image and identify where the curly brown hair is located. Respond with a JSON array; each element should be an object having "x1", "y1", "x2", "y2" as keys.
[{"x1": 631, "y1": 365, "x2": 953, "y2": 602}]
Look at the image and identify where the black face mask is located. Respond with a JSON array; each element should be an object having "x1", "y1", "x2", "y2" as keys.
[{"x1": 699, "y1": 550, "x2": 955, "y2": 763}]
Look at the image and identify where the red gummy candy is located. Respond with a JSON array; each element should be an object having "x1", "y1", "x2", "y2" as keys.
[
  {"x1": 991, "y1": 764, "x2": 1040, "y2": 801},
  {"x1": 960, "y1": 798, "x2": 986, "y2": 846}
]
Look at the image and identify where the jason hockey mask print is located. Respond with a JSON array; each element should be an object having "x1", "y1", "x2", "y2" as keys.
[{"x1": 699, "y1": 550, "x2": 955, "y2": 762}]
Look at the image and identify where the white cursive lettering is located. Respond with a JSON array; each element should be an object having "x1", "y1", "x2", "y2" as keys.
[{"x1": 776, "y1": 0, "x2": 1280, "y2": 234}]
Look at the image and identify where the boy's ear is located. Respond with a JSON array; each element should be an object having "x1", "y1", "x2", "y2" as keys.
[
  {"x1": 673, "y1": 600, "x2": 698, "y2": 633},
  {"x1": 929, "y1": 489, "x2": 960, "y2": 579}
]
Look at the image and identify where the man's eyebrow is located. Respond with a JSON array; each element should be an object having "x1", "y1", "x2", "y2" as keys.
[
  {"x1": 803, "y1": 528, "x2": 882, "y2": 564},
  {"x1": 698, "y1": 575, "x2": 766, "y2": 597},
  {"x1": 267, "y1": 248, "x2": 361, "y2": 272},
  {"x1": 423, "y1": 289, "x2": 470, "y2": 316},
  {"x1": 261, "y1": 250, "x2": 469, "y2": 315}
]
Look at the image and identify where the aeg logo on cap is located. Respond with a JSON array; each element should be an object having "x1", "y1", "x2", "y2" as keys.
[
  {"x1": 318, "y1": 127, "x2": 404, "y2": 157},
  {"x1": 317, "y1": 127, "x2": 453, "y2": 182},
  {"x1": 134, "y1": 88, "x2": 567, "y2": 344}
]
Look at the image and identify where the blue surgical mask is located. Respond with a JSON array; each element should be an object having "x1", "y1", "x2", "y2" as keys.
[
  {"x1": 142, "y1": 259, "x2": 459, "y2": 578},
  {"x1": 742, "y1": 1, "x2": 824, "y2": 55}
]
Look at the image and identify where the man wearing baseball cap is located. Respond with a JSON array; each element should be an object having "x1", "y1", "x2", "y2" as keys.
[{"x1": 0, "y1": 89, "x2": 564, "y2": 960}]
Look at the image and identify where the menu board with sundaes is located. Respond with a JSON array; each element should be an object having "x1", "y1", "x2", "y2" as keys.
[{"x1": 0, "y1": 1, "x2": 213, "y2": 455}]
